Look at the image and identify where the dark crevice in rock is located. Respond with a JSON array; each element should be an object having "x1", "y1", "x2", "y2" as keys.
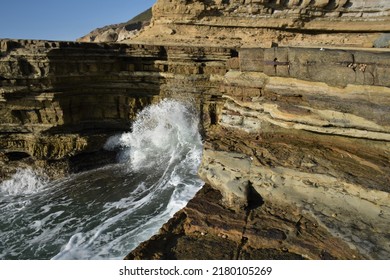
[
  {"x1": 230, "y1": 49, "x2": 239, "y2": 58},
  {"x1": 246, "y1": 182, "x2": 264, "y2": 211},
  {"x1": 209, "y1": 103, "x2": 218, "y2": 125},
  {"x1": 5, "y1": 151, "x2": 31, "y2": 161},
  {"x1": 235, "y1": 183, "x2": 264, "y2": 259}
]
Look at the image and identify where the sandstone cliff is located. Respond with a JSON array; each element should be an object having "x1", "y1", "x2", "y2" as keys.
[
  {"x1": 0, "y1": 39, "x2": 230, "y2": 179},
  {"x1": 127, "y1": 46, "x2": 390, "y2": 260},
  {"x1": 126, "y1": 0, "x2": 390, "y2": 260},
  {"x1": 0, "y1": 40, "x2": 159, "y2": 178},
  {"x1": 132, "y1": 0, "x2": 390, "y2": 48},
  {"x1": 1, "y1": 0, "x2": 390, "y2": 260}
]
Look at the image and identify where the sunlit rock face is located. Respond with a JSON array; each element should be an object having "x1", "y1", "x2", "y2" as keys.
[
  {"x1": 128, "y1": 46, "x2": 390, "y2": 260},
  {"x1": 77, "y1": 8, "x2": 152, "y2": 43},
  {"x1": 1, "y1": 0, "x2": 390, "y2": 260},
  {"x1": 123, "y1": 1, "x2": 390, "y2": 260},
  {"x1": 197, "y1": 47, "x2": 390, "y2": 259},
  {"x1": 132, "y1": 0, "x2": 390, "y2": 48}
]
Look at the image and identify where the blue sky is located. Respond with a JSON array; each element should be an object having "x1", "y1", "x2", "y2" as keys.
[{"x1": 0, "y1": 0, "x2": 156, "y2": 41}]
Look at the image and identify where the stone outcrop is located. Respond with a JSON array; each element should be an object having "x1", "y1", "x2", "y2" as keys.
[
  {"x1": 0, "y1": 40, "x2": 160, "y2": 178},
  {"x1": 132, "y1": 0, "x2": 390, "y2": 47},
  {"x1": 127, "y1": 46, "x2": 390, "y2": 260},
  {"x1": 77, "y1": 8, "x2": 152, "y2": 43},
  {"x1": 123, "y1": 0, "x2": 390, "y2": 260},
  {"x1": 126, "y1": 185, "x2": 362, "y2": 260},
  {"x1": 2, "y1": 0, "x2": 390, "y2": 261},
  {"x1": 0, "y1": 39, "x2": 231, "y2": 178},
  {"x1": 2, "y1": 39, "x2": 390, "y2": 259}
]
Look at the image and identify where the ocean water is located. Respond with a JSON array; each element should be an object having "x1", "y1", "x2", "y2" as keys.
[{"x1": 0, "y1": 99, "x2": 204, "y2": 260}]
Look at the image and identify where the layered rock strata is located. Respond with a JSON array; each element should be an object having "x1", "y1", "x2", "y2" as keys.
[
  {"x1": 132, "y1": 0, "x2": 390, "y2": 48},
  {"x1": 127, "y1": 0, "x2": 390, "y2": 259},
  {"x1": 126, "y1": 184, "x2": 362, "y2": 260},
  {"x1": 0, "y1": 39, "x2": 231, "y2": 178},
  {"x1": 129, "y1": 46, "x2": 390, "y2": 259},
  {"x1": 0, "y1": 40, "x2": 155, "y2": 177},
  {"x1": 1, "y1": 38, "x2": 390, "y2": 259}
]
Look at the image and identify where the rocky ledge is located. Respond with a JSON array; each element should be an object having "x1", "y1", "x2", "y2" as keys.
[
  {"x1": 132, "y1": 0, "x2": 390, "y2": 48},
  {"x1": 0, "y1": 39, "x2": 231, "y2": 179},
  {"x1": 128, "y1": 46, "x2": 390, "y2": 259},
  {"x1": 0, "y1": 40, "x2": 160, "y2": 178},
  {"x1": 126, "y1": 184, "x2": 361, "y2": 260},
  {"x1": 1, "y1": 0, "x2": 390, "y2": 260},
  {"x1": 126, "y1": 0, "x2": 390, "y2": 260}
]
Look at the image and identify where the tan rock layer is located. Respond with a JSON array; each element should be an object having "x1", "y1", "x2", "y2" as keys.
[
  {"x1": 132, "y1": 0, "x2": 390, "y2": 47},
  {"x1": 1, "y1": 39, "x2": 390, "y2": 259},
  {"x1": 128, "y1": 45, "x2": 390, "y2": 259},
  {"x1": 196, "y1": 47, "x2": 390, "y2": 259}
]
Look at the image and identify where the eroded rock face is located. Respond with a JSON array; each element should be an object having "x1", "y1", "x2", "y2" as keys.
[
  {"x1": 197, "y1": 47, "x2": 390, "y2": 259},
  {"x1": 0, "y1": 39, "x2": 232, "y2": 178},
  {"x1": 126, "y1": 185, "x2": 362, "y2": 260},
  {"x1": 132, "y1": 0, "x2": 390, "y2": 47},
  {"x1": 1, "y1": 38, "x2": 390, "y2": 259},
  {"x1": 78, "y1": 23, "x2": 149, "y2": 43},
  {"x1": 0, "y1": 40, "x2": 162, "y2": 178},
  {"x1": 128, "y1": 46, "x2": 390, "y2": 259}
]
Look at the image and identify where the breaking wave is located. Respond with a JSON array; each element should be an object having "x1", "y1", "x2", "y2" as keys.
[{"x1": 0, "y1": 99, "x2": 204, "y2": 259}]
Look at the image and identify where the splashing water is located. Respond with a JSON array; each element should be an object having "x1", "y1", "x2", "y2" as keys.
[
  {"x1": 105, "y1": 99, "x2": 202, "y2": 170},
  {"x1": 0, "y1": 99, "x2": 204, "y2": 259},
  {"x1": 0, "y1": 169, "x2": 48, "y2": 196}
]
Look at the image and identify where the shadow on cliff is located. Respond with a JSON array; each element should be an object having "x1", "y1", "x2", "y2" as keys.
[{"x1": 42, "y1": 41, "x2": 167, "y2": 172}]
